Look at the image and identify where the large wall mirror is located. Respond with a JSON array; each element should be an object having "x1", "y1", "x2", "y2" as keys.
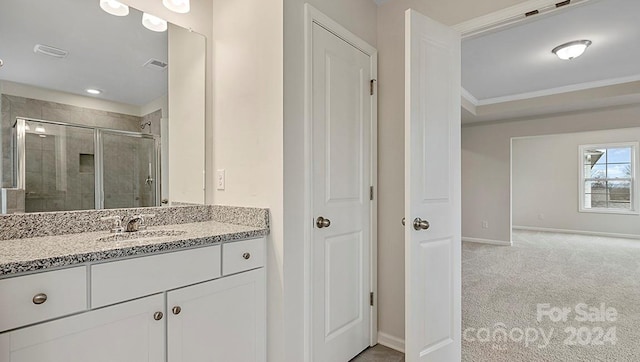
[{"x1": 0, "y1": 0, "x2": 206, "y2": 214}]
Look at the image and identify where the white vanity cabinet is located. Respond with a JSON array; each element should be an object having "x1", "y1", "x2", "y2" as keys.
[
  {"x1": 0, "y1": 237, "x2": 266, "y2": 362},
  {"x1": 0, "y1": 293, "x2": 166, "y2": 362},
  {"x1": 167, "y1": 268, "x2": 266, "y2": 362}
]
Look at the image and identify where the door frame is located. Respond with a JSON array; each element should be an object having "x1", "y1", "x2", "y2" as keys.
[{"x1": 303, "y1": 3, "x2": 379, "y2": 359}]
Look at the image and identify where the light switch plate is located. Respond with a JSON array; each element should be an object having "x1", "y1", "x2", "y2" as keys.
[{"x1": 216, "y1": 169, "x2": 225, "y2": 190}]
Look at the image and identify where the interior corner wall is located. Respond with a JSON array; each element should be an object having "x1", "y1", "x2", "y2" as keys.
[
  {"x1": 209, "y1": 0, "x2": 284, "y2": 361},
  {"x1": 375, "y1": 0, "x2": 531, "y2": 346},
  {"x1": 283, "y1": 0, "x2": 376, "y2": 361},
  {"x1": 512, "y1": 128, "x2": 640, "y2": 236},
  {"x1": 462, "y1": 104, "x2": 640, "y2": 244}
]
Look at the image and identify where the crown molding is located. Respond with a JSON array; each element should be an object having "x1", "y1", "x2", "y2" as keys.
[
  {"x1": 475, "y1": 74, "x2": 640, "y2": 106},
  {"x1": 453, "y1": 0, "x2": 595, "y2": 38}
]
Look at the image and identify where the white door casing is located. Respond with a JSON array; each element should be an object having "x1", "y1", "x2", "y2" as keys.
[
  {"x1": 310, "y1": 20, "x2": 375, "y2": 362},
  {"x1": 404, "y1": 9, "x2": 462, "y2": 362}
]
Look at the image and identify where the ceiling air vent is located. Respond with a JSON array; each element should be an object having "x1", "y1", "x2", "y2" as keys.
[
  {"x1": 143, "y1": 58, "x2": 168, "y2": 71},
  {"x1": 33, "y1": 44, "x2": 68, "y2": 59}
]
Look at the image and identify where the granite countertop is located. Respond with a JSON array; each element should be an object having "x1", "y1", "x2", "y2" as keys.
[{"x1": 0, "y1": 221, "x2": 268, "y2": 276}]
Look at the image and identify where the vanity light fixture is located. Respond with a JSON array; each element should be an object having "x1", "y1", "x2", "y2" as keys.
[
  {"x1": 142, "y1": 13, "x2": 168, "y2": 32},
  {"x1": 99, "y1": 0, "x2": 129, "y2": 17},
  {"x1": 163, "y1": 0, "x2": 190, "y2": 14},
  {"x1": 552, "y1": 40, "x2": 592, "y2": 60},
  {"x1": 86, "y1": 88, "x2": 102, "y2": 95}
]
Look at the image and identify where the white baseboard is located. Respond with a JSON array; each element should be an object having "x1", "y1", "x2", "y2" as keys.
[
  {"x1": 462, "y1": 237, "x2": 512, "y2": 246},
  {"x1": 513, "y1": 226, "x2": 640, "y2": 240},
  {"x1": 377, "y1": 332, "x2": 405, "y2": 353}
]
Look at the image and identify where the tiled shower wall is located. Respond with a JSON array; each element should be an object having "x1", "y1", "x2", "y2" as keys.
[
  {"x1": 1, "y1": 94, "x2": 142, "y2": 188},
  {"x1": 1, "y1": 94, "x2": 162, "y2": 213}
]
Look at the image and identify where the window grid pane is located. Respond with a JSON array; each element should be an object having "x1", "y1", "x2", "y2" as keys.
[{"x1": 582, "y1": 145, "x2": 635, "y2": 211}]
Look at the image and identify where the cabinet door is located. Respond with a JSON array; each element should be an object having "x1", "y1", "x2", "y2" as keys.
[
  {"x1": 0, "y1": 294, "x2": 165, "y2": 362},
  {"x1": 167, "y1": 268, "x2": 266, "y2": 362}
]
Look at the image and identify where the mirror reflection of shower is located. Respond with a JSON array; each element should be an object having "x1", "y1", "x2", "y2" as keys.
[{"x1": 12, "y1": 118, "x2": 160, "y2": 213}]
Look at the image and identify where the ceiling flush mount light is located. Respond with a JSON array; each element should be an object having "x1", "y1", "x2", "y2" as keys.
[
  {"x1": 99, "y1": 0, "x2": 129, "y2": 16},
  {"x1": 142, "y1": 13, "x2": 168, "y2": 32},
  {"x1": 86, "y1": 88, "x2": 102, "y2": 95},
  {"x1": 163, "y1": 0, "x2": 190, "y2": 14},
  {"x1": 552, "y1": 40, "x2": 592, "y2": 60}
]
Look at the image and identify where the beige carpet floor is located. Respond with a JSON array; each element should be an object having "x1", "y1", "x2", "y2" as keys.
[{"x1": 463, "y1": 230, "x2": 640, "y2": 361}]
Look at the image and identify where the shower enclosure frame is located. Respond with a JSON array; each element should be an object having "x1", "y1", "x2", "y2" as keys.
[{"x1": 13, "y1": 117, "x2": 161, "y2": 210}]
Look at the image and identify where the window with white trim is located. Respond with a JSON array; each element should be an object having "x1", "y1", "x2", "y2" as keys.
[{"x1": 580, "y1": 143, "x2": 638, "y2": 213}]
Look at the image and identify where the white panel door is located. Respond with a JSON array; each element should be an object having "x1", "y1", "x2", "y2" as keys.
[
  {"x1": 0, "y1": 294, "x2": 165, "y2": 362},
  {"x1": 167, "y1": 268, "x2": 266, "y2": 362},
  {"x1": 404, "y1": 9, "x2": 461, "y2": 362},
  {"x1": 311, "y1": 22, "x2": 372, "y2": 362}
]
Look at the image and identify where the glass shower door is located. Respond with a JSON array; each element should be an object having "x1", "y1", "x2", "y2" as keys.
[
  {"x1": 101, "y1": 132, "x2": 158, "y2": 209},
  {"x1": 21, "y1": 120, "x2": 95, "y2": 212}
]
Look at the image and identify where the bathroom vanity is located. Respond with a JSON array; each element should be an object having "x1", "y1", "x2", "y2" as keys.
[{"x1": 0, "y1": 205, "x2": 268, "y2": 361}]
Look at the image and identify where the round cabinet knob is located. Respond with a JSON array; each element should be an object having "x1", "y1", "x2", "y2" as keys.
[
  {"x1": 242, "y1": 252, "x2": 251, "y2": 260},
  {"x1": 32, "y1": 293, "x2": 48, "y2": 305},
  {"x1": 153, "y1": 311, "x2": 164, "y2": 321},
  {"x1": 172, "y1": 306, "x2": 182, "y2": 315},
  {"x1": 316, "y1": 216, "x2": 331, "y2": 229}
]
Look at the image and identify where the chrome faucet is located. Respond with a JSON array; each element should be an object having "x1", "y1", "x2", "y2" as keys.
[
  {"x1": 122, "y1": 214, "x2": 156, "y2": 232},
  {"x1": 100, "y1": 216, "x2": 124, "y2": 234},
  {"x1": 101, "y1": 214, "x2": 156, "y2": 234}
]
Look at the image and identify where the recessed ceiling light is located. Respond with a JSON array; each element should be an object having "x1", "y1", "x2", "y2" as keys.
[
  {"x1": 142, "y1": 13, "x2": 168, "y2": 32},
  {"x1": 552, "y1": 40, "x2": 592, "y2": 60},
  {"x1": 86, "y1": 88, "x2": 102, "y2": 95},
  {"x1": 99, "y1": 0, "x2": 129, "y2": 16},
  {"x1": 0, "y1": 59, "x2": 4, "y2": 68},
  {"x1": 163, "y1": 0, "x2": 190, "y2": 14}
]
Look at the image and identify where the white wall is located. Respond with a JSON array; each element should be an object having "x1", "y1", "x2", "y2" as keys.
[
  {"x1": 283, "y1": 0, "x2": 377, "y2": 360},
  {"x1": 375, "y1": 0, "x2": 531, "y2": 346},
  {"x1": 463, "y1": 104, "x2": 640, "y2": 244},
  {"x1": 209, "y1": 1, "x2": 284, "y2": 361},
  {"x1": 512, "y1": 128, "x2": 640, "y2": 236},
  {"x1": 168, "y1": 24, "x2": 206, "y2": 205}
]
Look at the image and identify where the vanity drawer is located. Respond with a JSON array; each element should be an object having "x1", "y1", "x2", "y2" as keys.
[
  {"x1": 0, "y1": 267, "x2": 87, "y2": 332},
  {"x1": 222, "y1": 237, "x2": 265, "y2": 275},
  {"x1": 91, "y1": 245, "x2": 221, "y2": 308}
]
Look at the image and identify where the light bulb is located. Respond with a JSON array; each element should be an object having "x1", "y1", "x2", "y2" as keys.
[
  {"x1": 142, "y1": 13, "x2": 168, "y2": 32},
  {"x1": 162, "y1": 0, "x2": 190, "y2": 14},
  {"x1": 99, "y1": 0, "x2": 129, "y2": 17}
]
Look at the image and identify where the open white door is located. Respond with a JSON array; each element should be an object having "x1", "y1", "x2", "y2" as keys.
[{"x1": 404, "y1": 9, "x2": 461, "y2": 362}]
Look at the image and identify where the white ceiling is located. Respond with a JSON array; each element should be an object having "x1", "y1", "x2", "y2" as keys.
[
  {"x1": 462, "y1": 0, "x2": 640, "y2": 122},
  {"x1": 0, "y1": 0, "x2": 167, "y2": 106}
]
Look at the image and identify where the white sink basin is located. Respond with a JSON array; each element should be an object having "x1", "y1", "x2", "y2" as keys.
[{"x1": 98, "y1": 230, "x2": 187, "y2": 242}]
